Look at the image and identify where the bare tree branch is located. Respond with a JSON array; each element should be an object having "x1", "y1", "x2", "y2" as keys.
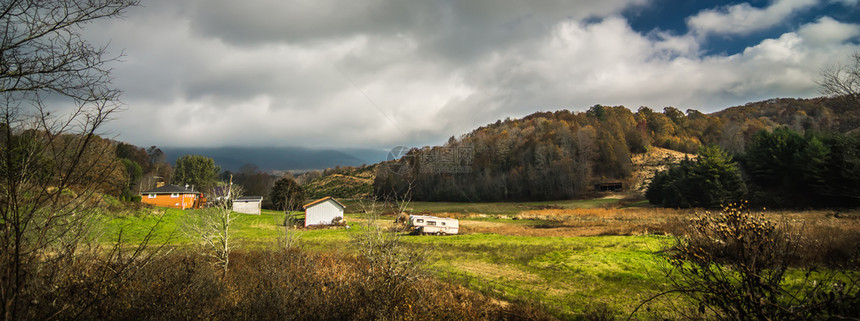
[
  {"x1": 818, "y1": 51, "x2": 860, "y2": 107},
  {"x1": 0, "y1": 1, "x2": 139, "y2": 319}
]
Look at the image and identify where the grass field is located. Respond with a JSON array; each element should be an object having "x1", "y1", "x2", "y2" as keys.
[
  {"x1": 411, "y1": 234, "x2": 672, "y2": 319},
  {"x1": 100, "y1": 199, "x2": 860, "y2": 320}
]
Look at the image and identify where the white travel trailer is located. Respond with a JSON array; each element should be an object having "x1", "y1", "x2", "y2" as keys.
[{"x1": 408, "y1": 215, "x2": 459, "y2": 235}]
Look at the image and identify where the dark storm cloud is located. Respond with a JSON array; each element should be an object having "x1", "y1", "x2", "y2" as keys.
[{"x1": 186, "y1": 0, "x2": 648, "y2": 61}]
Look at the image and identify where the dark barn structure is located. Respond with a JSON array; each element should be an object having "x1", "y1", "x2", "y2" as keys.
[{"x1": 594, "y1": 182, "x2": 623, "y2": 192}]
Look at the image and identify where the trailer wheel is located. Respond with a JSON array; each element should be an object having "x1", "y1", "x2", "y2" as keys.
[{"x1": 436, "y1": 231, "x2": 444, "y2": 236}]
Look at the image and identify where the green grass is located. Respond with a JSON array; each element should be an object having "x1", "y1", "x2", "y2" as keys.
[
  {"x1": 404, "y1": 234, "x2": 672, "y2": 319},
  {"x1": 100, "y1": 208, "x2": 193, "y2": 245},
  {"x1": 100, "y1": 204, "x2": 672, "y2": 320},
  {"x1": 621, "y1": 200, "x2": 653, "y2": 208},
  {"x1": 100, "y1": 208, "x2": 301, "y2": 246}
]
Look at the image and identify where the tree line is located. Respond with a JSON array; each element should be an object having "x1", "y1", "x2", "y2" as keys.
[
  {"x1": 36, "y1": 138, "x2": 309, "y2": 211},
  {"x1": 648, "y1": 128, "x2": 860, "y2": 208}
]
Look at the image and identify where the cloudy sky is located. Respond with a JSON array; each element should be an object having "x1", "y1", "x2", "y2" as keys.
[{"x1": 86, "y1": 0, "x2": 860, "y2": 150}]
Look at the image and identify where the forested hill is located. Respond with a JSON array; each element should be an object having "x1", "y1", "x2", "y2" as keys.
[
  {"x1": 713, "y1": 97, "x2": 860, "y2": 147},
  {"x1": 374, "y1": 96, "x2": 860, "y2": 202}
]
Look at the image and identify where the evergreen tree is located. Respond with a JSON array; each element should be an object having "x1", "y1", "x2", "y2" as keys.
[
  {"x1": 172, "y1": 155, "x2": 220, "y2": 190},
  {"x1": 820, "y1": 132, "x2": 860, "y2": 206},
  {"x1": 646, "y1": 145, "x2": 745, "y2": 208},
  {"x1": 742, "y1": 127, "x2": 826, "y2": 207},
  {"x1": 688, "y1": 145, "x2": 747, "y2": 208}
]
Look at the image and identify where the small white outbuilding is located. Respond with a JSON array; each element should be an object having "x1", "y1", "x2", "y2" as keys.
[
  {"x1": 232, "y1": 196, "x2": 263, "y2": 215},
  {"x1": 303, "y1": 196, "x2": 345, "y2": 226}
]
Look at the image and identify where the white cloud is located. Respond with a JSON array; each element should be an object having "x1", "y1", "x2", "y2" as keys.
[
  {"x1": 797, "y1": 16, "x2": 860, "y2": 46},
  {"x1": 687, "y1": 0, "x2": 818, "y2": 36},
  {"x1": 84, "y1": 0, "x2": 860, "y2": 150},
  {"x1": 433, "y1": 15, "x2": 860, "y2": 137}
]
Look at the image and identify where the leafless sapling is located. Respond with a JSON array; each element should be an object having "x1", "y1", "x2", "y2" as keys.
[
  {"x1": 352, "y1": 179, "x2": 426, "y2": 318},
  {"x1": 185, "y1": 183, "x2": 244, "y2": 276}
]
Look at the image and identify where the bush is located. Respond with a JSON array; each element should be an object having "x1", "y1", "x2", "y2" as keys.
[
  {"x1": 638, "y1": 203, "x2": 860, "y2": 320},
  {"x1": 37, "y1": 249, "x2": 549, "y2": 321},
  {"x1": 646, "y1": 145, "x2": 746, "y2": 208}
]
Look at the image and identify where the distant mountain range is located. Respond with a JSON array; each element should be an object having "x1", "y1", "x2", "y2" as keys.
[{"x1": 160, "y1": 146, "x2": 389, "y2": 172}]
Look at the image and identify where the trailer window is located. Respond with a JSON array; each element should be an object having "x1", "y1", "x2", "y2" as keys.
[
  {"x1": 427, "y1": 221, "x2": 436, "y2": 226},
  {"x1": 441, "y1": 222, "x2": 446, "y2": 226},
  {"x1": 416, "y1": 219, "x2": 423, "y2": 223}
]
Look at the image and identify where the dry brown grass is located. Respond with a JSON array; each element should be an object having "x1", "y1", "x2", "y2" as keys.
[
  {"x1": 44, "y1": 248, "x2": 556, "y2": 321},
  {"x1": 457, "y1": 207, "x2": 688, "y2": 237},
  {"x1": 456, "y1": 207, "x2": 860, "y2": 239}
]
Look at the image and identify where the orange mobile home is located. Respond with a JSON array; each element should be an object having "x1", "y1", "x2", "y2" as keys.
[{"x1": 140, "y1": 184, "x2": 202, "y2": 209}]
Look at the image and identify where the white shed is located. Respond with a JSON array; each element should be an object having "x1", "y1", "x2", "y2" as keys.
[
  {"x1": 232, "y1": 196, "x2": 263, "y2": 215},
  {"x1": 303, "y1": 197, "x2": 345, "y2": 226}
]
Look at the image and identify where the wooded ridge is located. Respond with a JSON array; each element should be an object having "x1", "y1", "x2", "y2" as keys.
[{"x1": 375, "y1": 96, "x2": 860, "y2": 202}]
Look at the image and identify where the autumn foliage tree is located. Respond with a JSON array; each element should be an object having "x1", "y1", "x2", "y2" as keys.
[
  {"x1": 116, "y1": 142, "x2": 148, "y2": 199},
  {"x1": 376, "y1": 106, "x2": 649, "y2": 201}
]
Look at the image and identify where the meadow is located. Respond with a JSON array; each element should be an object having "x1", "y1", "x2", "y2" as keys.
[{"x1": 100, "y1": 198, "x2": 860, "y2": 320}]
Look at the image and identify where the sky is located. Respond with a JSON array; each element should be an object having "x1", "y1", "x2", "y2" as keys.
[{"x1": 85, "y1": 0, "x2": 860, "y2": 150}]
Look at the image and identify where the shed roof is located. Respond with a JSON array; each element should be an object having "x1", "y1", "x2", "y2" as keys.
[
  {"x1": 141, "y1": 184, "x2": 201, "y2": 195},
  {"x1": 303, "y1": 196, "x2": 345, "y2": 209},
  {"x1": 235, "y1": 196, "x2": 263, "y2": 202}
]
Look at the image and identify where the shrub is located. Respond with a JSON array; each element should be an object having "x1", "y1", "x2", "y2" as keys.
[
  {"x1": 646, "y1": 146, "x2": 746, "y2": 208},
  {"x1": 41, "y1": 248, "x2": 548, "y2": 321},
  {"x1": 637, "y1": 203, "x2": 859, "y2": 320}
]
